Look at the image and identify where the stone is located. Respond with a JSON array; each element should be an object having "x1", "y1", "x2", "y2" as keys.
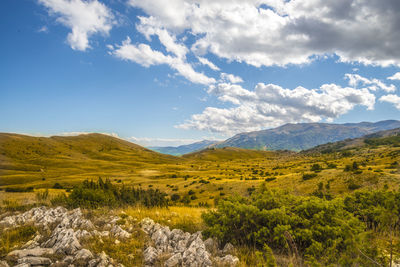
[
  {"x1": 17, "y1": 256, "x2": 52, "y2": 266},
  {"x1": 110, "y1": 225, "x2": 131, "y2": 240},
  {"x1": 204, "y1": 238, "x2": 218, "y2": 255},
  {"x1": 0, "y1": 260, "x2": 9, "y2": 267},
  {"x1": 143, "y1": 246, "x2": 158, "y2": 265},
  {"x1": 7, "y1": 248, "x2": 54, "y2": 261},
  {"x1": 222, "y1": 243, "x2": 235, "y2": 255},
  {"x1": 215, "y1": 255, "x2": 240, "y2": 266},
  {"x1": 164, "y1": 253, "x2": 182, "y2": 267},
  {"x1": 42, "y1": 226, "x2": 81, "y2": 255},
  {"x1": 73, "y1": 248, "x2": 93, "y2": 262}
]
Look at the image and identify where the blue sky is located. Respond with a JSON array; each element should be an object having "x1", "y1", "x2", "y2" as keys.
[{"x1": 1, "y1": 0, "x2": 400, "y2": 146}]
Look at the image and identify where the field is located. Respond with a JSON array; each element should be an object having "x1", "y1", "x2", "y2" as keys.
[
  {"x1": 1, "y1": 132, "x2": 400, "y2": 266},
  {"x1": 1, "y1": 133, "x2": 399, "y2": 207}
]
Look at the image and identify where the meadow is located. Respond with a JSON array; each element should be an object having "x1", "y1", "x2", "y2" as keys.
[{"x1": 1, "y1": 132, "x2": 400, "y2": 266}]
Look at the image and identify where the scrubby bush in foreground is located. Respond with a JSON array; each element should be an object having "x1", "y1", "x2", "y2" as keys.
[{"x1": 201, "y1": 186, "x2": 390, "y2": 265}]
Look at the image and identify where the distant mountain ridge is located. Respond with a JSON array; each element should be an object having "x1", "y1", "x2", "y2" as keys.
[
  {"x1": 149, "y1": 140, "x2": 218, "y2": 155},
  {"x1": 215, "y1": 120, "x2": 400, "y2": 151}
]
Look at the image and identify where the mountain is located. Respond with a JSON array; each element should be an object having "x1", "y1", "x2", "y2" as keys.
[
  {"x1": 149, "y1": 140, "x2": 218, "y2": 155},
  {"x1": 215, "y1": 120, "x2": 400, "y2": 151}
]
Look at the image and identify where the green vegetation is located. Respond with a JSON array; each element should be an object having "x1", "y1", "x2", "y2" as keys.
[
  {"x1": 52, "y1": 178, "x2": 169, "y2": 208},
  {"x1": 202, "y1": 186, "x2": 400, "y2": 266}
]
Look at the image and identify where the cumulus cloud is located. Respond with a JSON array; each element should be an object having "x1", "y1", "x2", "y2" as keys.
[
  {"x1": 380, "y1": 94, "x2": 400, "y2": 109},
  {"x1": 388, "y1": 72, "x2": 400, "y2": 81},
  {"x1": 110, "y1": 37, "x2": 215, "y2": 84},
  {"x1": 220, "y1": 73, "x2": 243, "y2": 84},
  {"x1": 129, "y1": 0, "x2": 400, "y2": 67},
  {"x1": 345, "y1": 73, "x2": 396, "y2": 92},
  {"x1": 38, "y1": 0, "x2": 115, "y2": 51},
  {"x1": 177, "y1": 80, "x2": 376, "y2": 135}
]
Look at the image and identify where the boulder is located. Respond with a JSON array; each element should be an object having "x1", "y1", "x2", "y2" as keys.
[
  {"x1": 17, "y1": 256, "x2": 52, "y2": 266},
  {"x1": 222, "y1": 243, "x2": 235, "y2": 255},
  {"x1": 215, "y1": 255, "x2": 239, "y2": 266},
  {"x1": 143, "y1": 246, "x2": 159, "y2": 265},
  {"x1": 42, "y1": 226, "x2": 81, "y2": 255},
  {"x1": 164, "y1": 253, "x2": 182, "y2": 267},
  {"x1": 7, "y1": 248, "x2": 54, "y2": 261},
  {"x1": 74, "y1": 248, "x2": 94, "y2": 262}
]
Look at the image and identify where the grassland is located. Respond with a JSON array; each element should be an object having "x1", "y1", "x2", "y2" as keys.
[{"x1": 1, "y1": 132, "x2": 399, "y2": 207}]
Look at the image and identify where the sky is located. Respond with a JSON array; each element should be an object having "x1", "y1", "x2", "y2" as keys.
[{"x1": 1, "y1": 0, "x2": 400, "y2": 147}]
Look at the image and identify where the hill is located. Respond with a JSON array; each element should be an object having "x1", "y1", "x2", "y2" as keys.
[
  {"x1": 182, "y1": 146, "x2": 288, "y2": 161},
  {"x1": 216, "y1": 120, "x2": 400, "y2": 151},
  {"x1": 305, "y1": 127, "x2": 400, "y2": 154},
  {"x1": 149, "y1": 140, "x2": 218, "y2": 155},
  {"x1": 0, "y1": 133, "x2": 178, "y2": 187}
]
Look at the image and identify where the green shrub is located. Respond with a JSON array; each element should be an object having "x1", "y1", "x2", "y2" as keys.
[
  {"x1": 302, "y1": 173, "x2": 317, "y2": 180},
  {"x1": 202, "y1": 189, "x2": 364, "y2": 265},
  {"x1": 53, "y1": 178, "x2": 169, "y2": 208}
]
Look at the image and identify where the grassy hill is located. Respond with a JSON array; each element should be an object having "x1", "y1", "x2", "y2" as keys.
[{"x1": 0, "y1": 133, "x2": 178, "y2": 188}]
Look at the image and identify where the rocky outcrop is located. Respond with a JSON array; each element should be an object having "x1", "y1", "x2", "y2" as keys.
[
  {"x1": 141, "y1": 218, "x2": 239, "y2": 267},
  {"x1": 0, "y1": 207, "x2": 125, "y2": 267}
]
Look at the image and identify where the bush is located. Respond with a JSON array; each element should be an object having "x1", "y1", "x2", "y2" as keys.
[
  {"x1": 54, "y1": 178, "x2": 169, "y2": 208},
  {"x1": 202, "y1": 189, "x2": 364, "y2": 265},
  {"x1": 302, "y1": 173, "x2": 317, "y2": 180},
  {"x1": 265, "y1": 177, "x2": 277, "y2": 182},
  {"x1": 310, "y1": 164, "x2": 322, "y2": 172},
  {"x1": 5, "y1": 187, "x2": 34, "y2": 192},
  {"x1": 53, "y1": 183, "x2": 63, "y2": 189},
  {"x1": 170, "y1": 193, "x2": 180, "y2": 201}
]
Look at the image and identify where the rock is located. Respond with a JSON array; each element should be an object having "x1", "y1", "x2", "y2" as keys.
[
  {"x1": 50, "y1": 262, "x2": 69, "y2": 267},
  {"x1": 164, "y1": 253, "x2": 182, "y2": 267},
  {"x1": 0, "y1": 260, "x2": 9, "y2": 267},
  {"x1": 110, "y1": 225, "x2": 131, "y2": 240},
  {"x1": 204, "y1": 238, "x2": 218, "y2": 255},
  {"x1": 215, "y1": 255, "x2": 239, "y2": 266},
  {"x1": 74, "y1": 248, "x2": 93, "y2": 262},
  {"x1": 42, "y1": 226, "x2": 81, "y2": 255},
  {"x1": 222, "y1": 243, "x2": 235, "y2": 255},
  {"x1": 13, "y1": 264, "x2": 30, "y2": 267},
  {"x1": 17, "y1": 256, "x2": 52, "y2": 266},
  {"x1": 182, "y1": 234, "x2": 212, "y2": 267},
  {"x1": 143, "y1": 246, "x2": 159, "y2": 265},
  {"x1": 7, "y1": 248, "x2": 54, "y2": 261}
]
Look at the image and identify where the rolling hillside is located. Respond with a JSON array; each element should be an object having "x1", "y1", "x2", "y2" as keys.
[
  {"x1": 0, "y1": 133, "x2": 178, "y2": 187},
  {"x1": 216, "y1": 120, "x2": 400, "y2": 151}
]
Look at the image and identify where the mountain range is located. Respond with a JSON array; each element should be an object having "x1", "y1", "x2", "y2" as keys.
[
  {"x1": 150, "y1": 120, "x2": 400, "y2": 154},
  {"x1": 149, "y1": 140, "x2": 217, "y2": 156}
]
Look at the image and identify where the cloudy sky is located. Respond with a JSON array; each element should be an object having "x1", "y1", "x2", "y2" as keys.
[{"x1": 1, "y1": 0, "x2": 400, "y2": 146}]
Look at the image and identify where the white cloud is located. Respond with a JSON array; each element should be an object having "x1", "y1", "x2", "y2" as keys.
[
  {"x1": 110, "y1": 37, "x2": 215, "y2": 84},
  {"x1": 197, "y1": 57, "x2": 220, "y2": 71},
  {"x1": 37, "y1": 25, "x2": 49, "y2": 33},
  {"x1": 388, "y1": 72, "x2": 400, "y2": 81},
  {"x1": 177, "y1": 80, "x2": 376, "y2": 135},
  {"x1": 379, "y1": 94, "x2": 400, "y2": 109},
  {"x1": 38, "y1": 0, "x2": 115, "y2": 51},
  {"x1": 345, "y1": 73, "x2": 396, "y2": 92},
  {"x1": 129, "y1": 0, "x2": 400, "y2": 67},
  {"x1": 220, "y1": 73, "x2": 243, "y2": 84}
]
